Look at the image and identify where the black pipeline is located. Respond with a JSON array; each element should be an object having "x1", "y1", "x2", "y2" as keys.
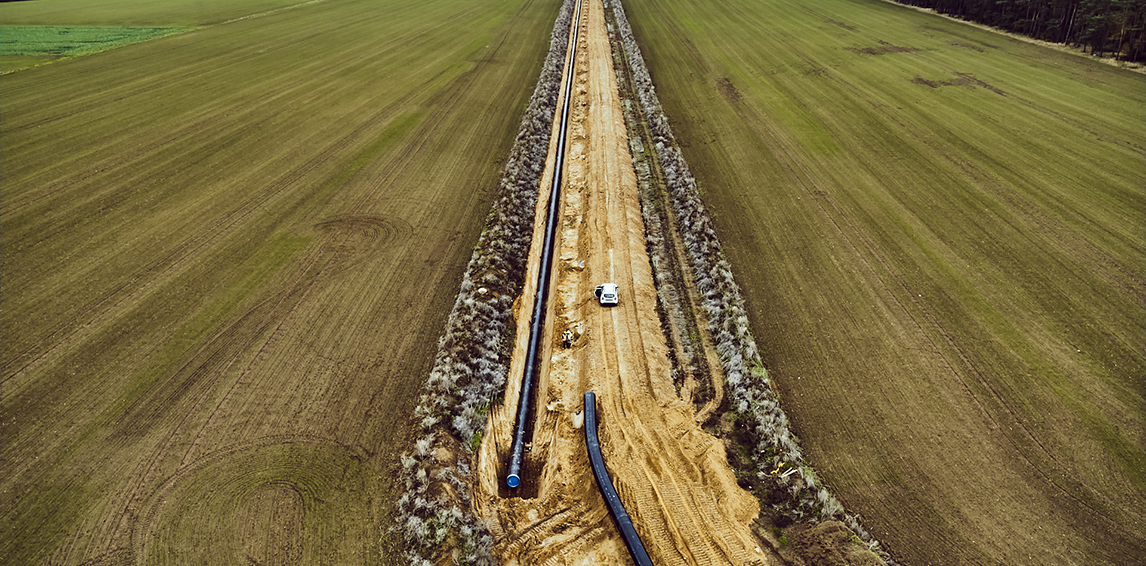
[
  {"x1": 506, "y1": 0, "x2": 583, "y2": 490},
  {"x1": 584, "y1": 391, "x2": 655, "y2": 566}
]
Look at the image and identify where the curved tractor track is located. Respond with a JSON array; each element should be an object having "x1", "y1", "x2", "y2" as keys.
[{"x1": 474, "y1": 1, "x2": 781, "y2": 564}]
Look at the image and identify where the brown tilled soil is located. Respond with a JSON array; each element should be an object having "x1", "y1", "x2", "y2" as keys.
[
  {"x1": 472, "y1": 1, "x2": 780, "y2": 564},
  {"x1": 0, "y1": 1, "x2": 560, "y2": 563}
]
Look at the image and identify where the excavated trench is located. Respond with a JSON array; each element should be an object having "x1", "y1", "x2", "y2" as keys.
[{"x1": 472, "y1": 1, "x2": 781, "y2": 564}]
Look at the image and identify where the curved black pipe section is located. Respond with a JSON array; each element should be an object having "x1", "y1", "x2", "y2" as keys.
[
  {"x1": 584, "y1": 391, "x2": 655, "y2": 566},
  {"x1": 506, "y1": 0, "x2": 584, "y2": 490}
]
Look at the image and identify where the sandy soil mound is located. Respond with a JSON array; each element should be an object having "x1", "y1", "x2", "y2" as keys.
[{"x1": 472, "y1": 1, "x2": 780, "y2": 564}]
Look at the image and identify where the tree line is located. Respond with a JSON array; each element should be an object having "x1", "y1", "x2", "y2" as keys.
[{"x1": 893, "y1": 0, "x2": 1145, "y2": 61}]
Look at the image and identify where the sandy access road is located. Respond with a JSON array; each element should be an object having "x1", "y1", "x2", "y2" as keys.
[{"x1": 472, "y1": 1, "x2": 779, "y2": 564}]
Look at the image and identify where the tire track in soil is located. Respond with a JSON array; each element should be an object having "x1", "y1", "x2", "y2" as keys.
[
  {"x1": 603, "y1": 8, "x2": 729, "y2": 423},
  {"x1": 127, "y1": 435, "x2": 360, "y2": 562},
  {"x1": 179, "y1": 68, "x2": 489, "y2": 463},
  {"x1": 100, "y1": 228, "x2": 366, "y2": 554},
  {"x1": 168, "y1": 0, "x2": 533, "y2": 463},
  {"x1": 4, "y1": 179, "x2": 373, "y2": 556},
  {"x1": 0, "y1": 17, "x2": 356, "y2": 215},
  {"x1": 718, "y1": 70, "x2": 1029, "y2": 543},
  {"x1": 698, "y1": 32, "x2": 1142, "y2": 558}
]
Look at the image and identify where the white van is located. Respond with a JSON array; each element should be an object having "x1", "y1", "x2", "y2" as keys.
[{"x1": 594, "y1": 283, "x2": 619, "y2": 306}]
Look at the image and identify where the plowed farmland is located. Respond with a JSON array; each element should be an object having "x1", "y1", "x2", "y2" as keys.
[
  {"x1": 620, "y1": 0, "x2": 1146, "y2": 564},
  {"x1": 0, "y1": 0, "x2": 557, "y2": 564}
]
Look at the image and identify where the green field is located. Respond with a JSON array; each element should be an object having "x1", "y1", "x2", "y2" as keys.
[
  {"x1": 0, "y1": 0, "x2": 557, "y2": 563},
  {"x1": 622, "y1": 0, "x2": 1145, "y2": 564},
  {"x1": 0, "y1": 0, "x2": 313, "y2": 25},
  {"x1": 0, "y1": 26, "x2": 191, "y2": 56},
  {"x1": 0, "y1": 0, "x2": 310, "y2": 72},
  {"x1": 1, "y1": 25, "x2": 193, "y2": 72}
]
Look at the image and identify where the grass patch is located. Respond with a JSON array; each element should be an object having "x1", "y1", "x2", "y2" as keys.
[
  {"x1": 0, "y1": 0, "x2": 312, "y2": 26},
  {"x1": 1, "y1": 25, "x2": 193, "y2": 72},
  {"x1": 1, "y1": 25, "x2": 195, "y2": 73},
  {"x1": 1, "y1": 25, "x2": 192, "y2": 57}
]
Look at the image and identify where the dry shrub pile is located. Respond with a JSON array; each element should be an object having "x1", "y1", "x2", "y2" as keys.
[
  {"x1": 392, "y1": 0, "x2": 575, "y2": 564},
  {"x1": 605, "y1": 0, "x2": 896, "y2": 562}
]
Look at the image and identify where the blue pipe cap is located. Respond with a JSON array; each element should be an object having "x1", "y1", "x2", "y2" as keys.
[{"x1": 506, "y1": 474, "x2": 520, "y2": 488}]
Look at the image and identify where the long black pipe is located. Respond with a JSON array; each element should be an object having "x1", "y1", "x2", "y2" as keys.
[
  {"x1": 506, "y1": 0, "x2": 583, "y2": 489},
  {"x1": 584, "y1": 391, "x2": 655, "y2": 566}
]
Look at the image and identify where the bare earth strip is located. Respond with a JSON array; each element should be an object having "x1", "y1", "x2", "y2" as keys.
[{"x1": 474, "y1": 1, "x2": 778, "y2": 564}]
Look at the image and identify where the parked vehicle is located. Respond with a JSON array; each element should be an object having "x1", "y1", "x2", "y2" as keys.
[{"x1": 594, "y1": 283, "x2": 619, "y2": 306}]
